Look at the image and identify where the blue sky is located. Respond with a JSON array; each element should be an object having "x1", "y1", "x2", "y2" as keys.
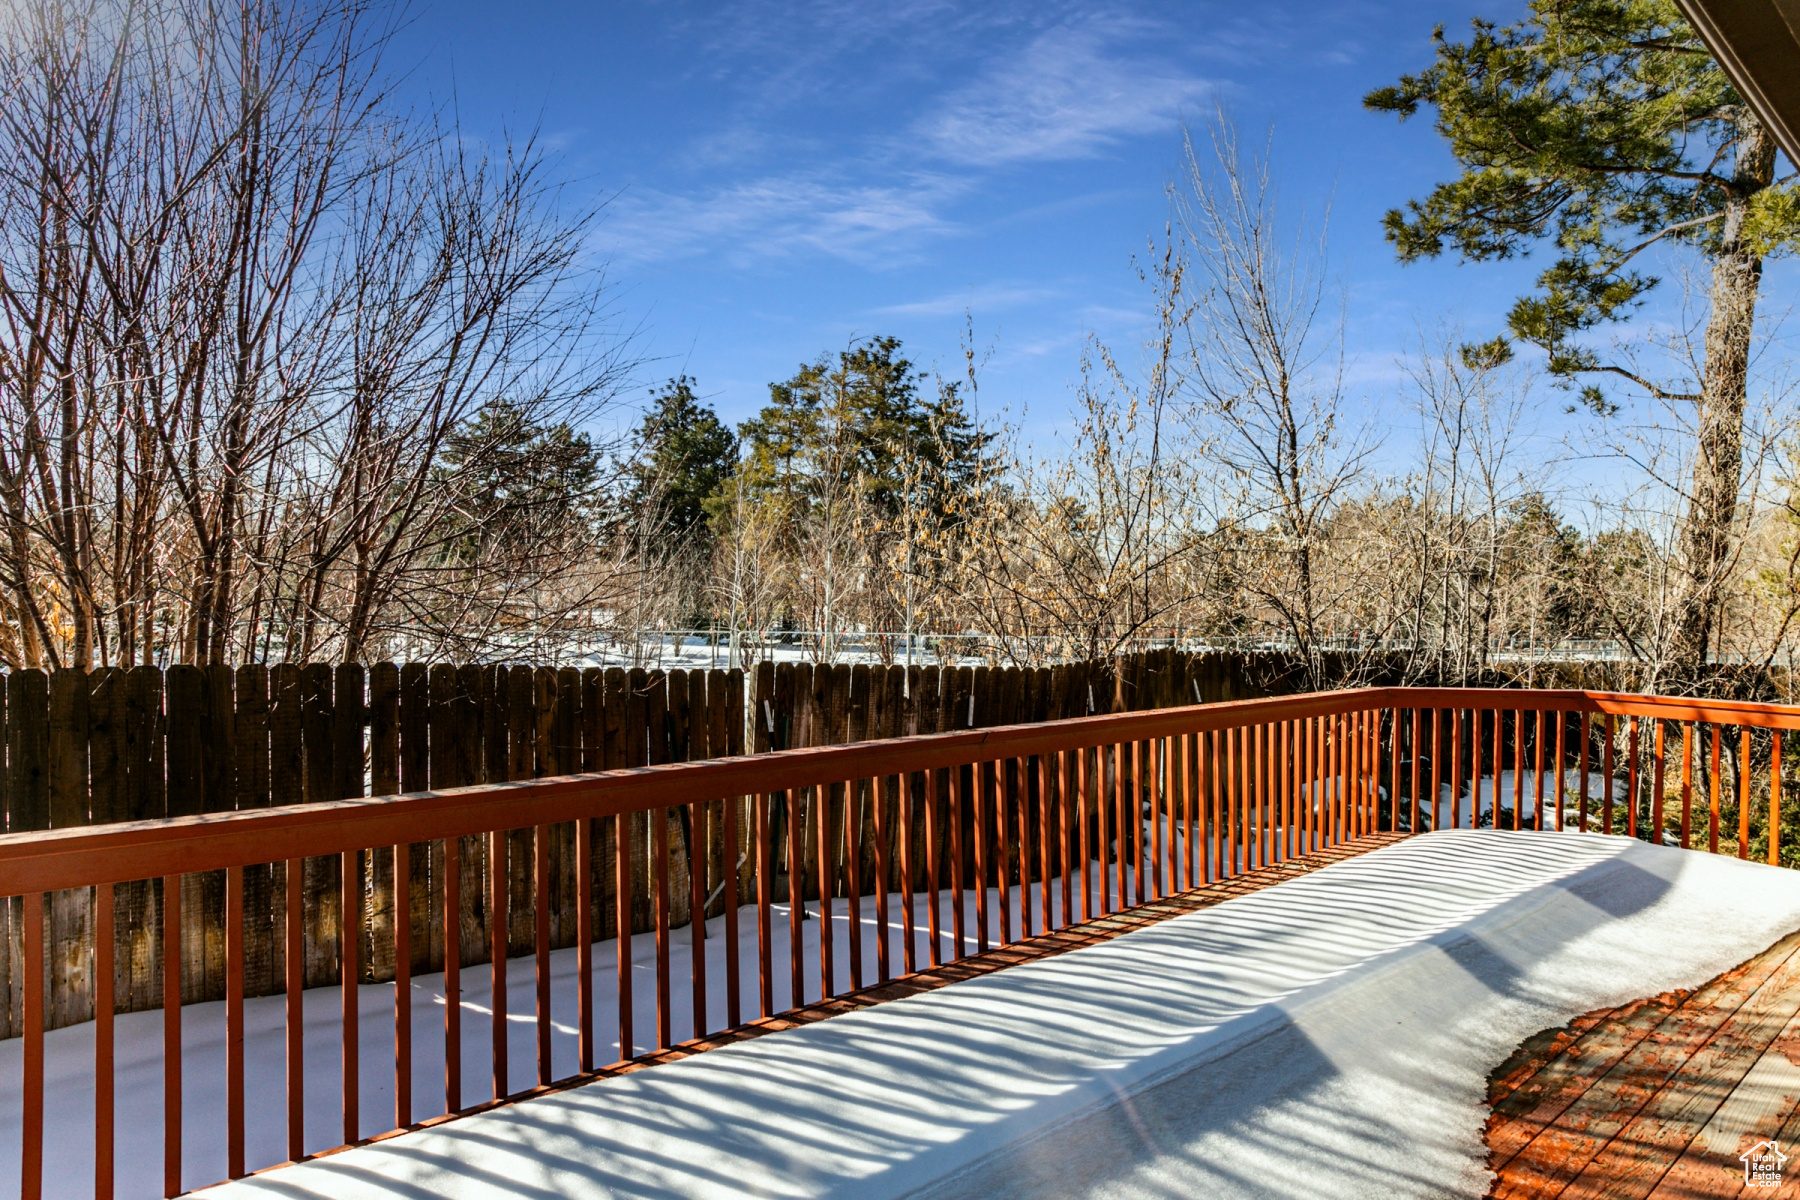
[{"x1": 391, "y1": 0, "x2": 1760, "y2": 461}]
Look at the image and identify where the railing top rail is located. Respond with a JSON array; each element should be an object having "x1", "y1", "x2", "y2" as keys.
[
  {"x1": 5, "y1": 684, "x2": 1798, "y2": 894},
  {"x1": 1387, "y1": 687, "x2": 1800, "y2": 730}
]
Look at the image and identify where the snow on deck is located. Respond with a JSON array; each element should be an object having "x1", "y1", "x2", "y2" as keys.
[{"x1": 176, "y1": 830, "x2": 1800, "y2": 1200}]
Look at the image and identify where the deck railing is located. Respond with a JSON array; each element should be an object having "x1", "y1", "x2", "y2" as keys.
[{"x1": 3, "y1": 685, "x2": 1797, "y2": 1198}]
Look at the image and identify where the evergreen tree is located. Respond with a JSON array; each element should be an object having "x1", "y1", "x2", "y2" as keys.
[
  {"x1": 438, "y1": 400, "x2": 604, "y2": 564},
  {"x1": 628, "y1": 376, "x2": 738, "y2": 542},
  {"x1": 737, "y1": 335, "x2": 994, "y2": 523},
  {"x1": 1367, "y1": 0, "x2": 1800, "y2": 676}
]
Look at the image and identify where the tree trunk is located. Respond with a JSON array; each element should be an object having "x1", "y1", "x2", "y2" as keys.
[{"x1": 1671, "y1": 120, "x2": 1776, "y2": 680}]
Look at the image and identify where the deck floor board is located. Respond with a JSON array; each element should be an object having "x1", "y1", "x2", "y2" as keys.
[
  {"x1": 1489, "y1": 926, "x2": 1800, "y2": 1198},
  {"x1": 1647, "y1": 1003, "x2": 1800, "y2": 1198}
]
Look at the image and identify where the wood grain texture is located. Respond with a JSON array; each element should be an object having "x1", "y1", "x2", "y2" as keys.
[{"x1": 1487, "y1": 927, "x2": 1800, "y2": 1199}]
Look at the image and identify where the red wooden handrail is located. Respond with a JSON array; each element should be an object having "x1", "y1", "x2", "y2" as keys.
[
  {"x1": 10, "y1": 682, "x2": 1800, "y2": 1200},
  {"x1": 6, "y1": 685, "x2": 1795, "y2": 896},
  {"x1": 1392, "y1": 686, "x2": 1800, "y2": 729}
]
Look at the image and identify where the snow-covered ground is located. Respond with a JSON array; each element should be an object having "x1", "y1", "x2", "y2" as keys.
[
  {"x1": 394, "y1": 633, "x2": 988, "y2": 673},
  {"x1": 1426, "y1": 768, "x2": 1626, "y2": 829},
  {"x1": 160, "y1": 828, "x2": 1800, "y2": 1200}
]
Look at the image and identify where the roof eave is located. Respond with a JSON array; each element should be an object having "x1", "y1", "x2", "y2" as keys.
[{"x1": 1673, "y1": 0, "x2": 1800, "y2": 165}]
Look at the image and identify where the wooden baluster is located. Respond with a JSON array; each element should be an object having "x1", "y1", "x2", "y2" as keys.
[
  {"x1": 1060, "y1": 751, "x2": 1075, "y2": 926},
  {"x1": 1627, "y1": 716, "x2": 1640, "y2": 839},
  {"x1": 164, "y1": 875, "x2": 182, "y2": 1194},
  {"x1": 393, "y1": 843, "x2": 413, "y2": 1122},
  {"x1": 845, "y1": 779, "x2": 863, "y2": 988},
  {"x1": 874, "y1": 772, "x2": 891, "y2": 983},
  {"x1": 818, "y1": 784, "x2": 835, "y2": 997},
  {"x1": 950, "y1": 765, "x2": 965, "y2": 958},
  {"x1": 490, "y1": 830, "x2": 509, "y2": 1095},
  {"x1": 655, "y1": 805, "x2": 672, "y2": 1044},
  {"x1": 1681, "y1": 723, "x2": 1694, "y2": 850},
  {"x1": 95, "y1": 882, "x2": 115, "y2": 1198},
  {"x1": 575, "y1": 822, "x2": 592, "y2": 1073},
  {"x1": 723, "y1": 795, "x2": 741, "y2": 1028},
  {"x1": 901, "y1": 771, "x2": 917, "y2": 975},
  {"x1": 536, "y1": 824, "x2": 554, "y2": 1081},
  {"x1": 22, "y1": 892, "x2": 42, "y2": 1200},
  {"x1": 925, "y1": 770, "x2": 943, "y2": 966},
  {"x1": 1741, "y1": 727, "x2": 1754, "y2": 860},
  {"x1": 1603, "y1": 715, "x2": 1616, "y2": 836},
  {"x1": 1578, "y1": 712, "x2": 1591, "y2": 834},
  {"x1": 444, "y1": 846, "x2": 461, "y2": 1109},
  {"x1": 617, "y1": 811, "x2": 634, "y2": 1059},
  {"x1": 226, "y1": 867, "x2": 245, "y2": 1176},
  {"x1": 1711, "y1": 724, "x2": 1723, "y2": 855},
  {"x1": 756, "y1": 792, "x2": 773, "y2": 1017},
  {"x1": 975, "y1": 765, "x2": 991, "y2": 949},
  {"x1": 1651, "y1": 719, "x2": 1666, "y2": 845},
  {"x1": 342, "y1": 850, "x2": 360, "y2": 1143},
  {"x1": 1773, "y1": 732, "x2": 1784, "y2": 867}
]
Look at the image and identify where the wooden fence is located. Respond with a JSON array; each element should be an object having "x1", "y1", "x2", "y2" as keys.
[{"x1": 0, "y1": 648, "x2": 1280, "y2": 1037}]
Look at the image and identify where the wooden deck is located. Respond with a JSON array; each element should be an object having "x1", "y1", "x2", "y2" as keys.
[{"x1": 1486, "y1": 923, "x2": 1800, "y2": 1198}]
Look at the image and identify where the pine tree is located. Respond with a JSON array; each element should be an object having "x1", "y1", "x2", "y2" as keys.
[
  {"x1": 628, "y1": 377, "x2": 738, "y2": 543},
  {"x1": 1367, "y1": 0, "x2": 1800, "y2": 677},
  {"x1": 737, "y1": 335, "x2": 994, "y2": 523},
  {"x1": 438, "y1": 400, "x2": 604, "y2": 564}
]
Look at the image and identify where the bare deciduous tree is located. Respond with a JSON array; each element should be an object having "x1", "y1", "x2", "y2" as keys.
[
  {"x1": 1175, "y1": 115, "x2": 1374, "y2": 685},
  {"x1": 0, "y1": 0, "x2": 634, "y2": 668}
]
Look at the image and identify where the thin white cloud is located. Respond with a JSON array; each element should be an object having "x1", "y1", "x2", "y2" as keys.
[
  {"x1": 915, "y1": 21, "x2": 1212, "y2": 165},
  {"x1": 875, "y1": 283, "x2": 1059, "y2": 317},
  {"x1": 604, "y1": 173, "x2": 963, "y2": 268},
  {"x1": 676, "y1": 1, "x2": 1050, "y2": 106},
  {"x1": 596, "y1": 10, "x2": 1213, "y2": 270}
]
